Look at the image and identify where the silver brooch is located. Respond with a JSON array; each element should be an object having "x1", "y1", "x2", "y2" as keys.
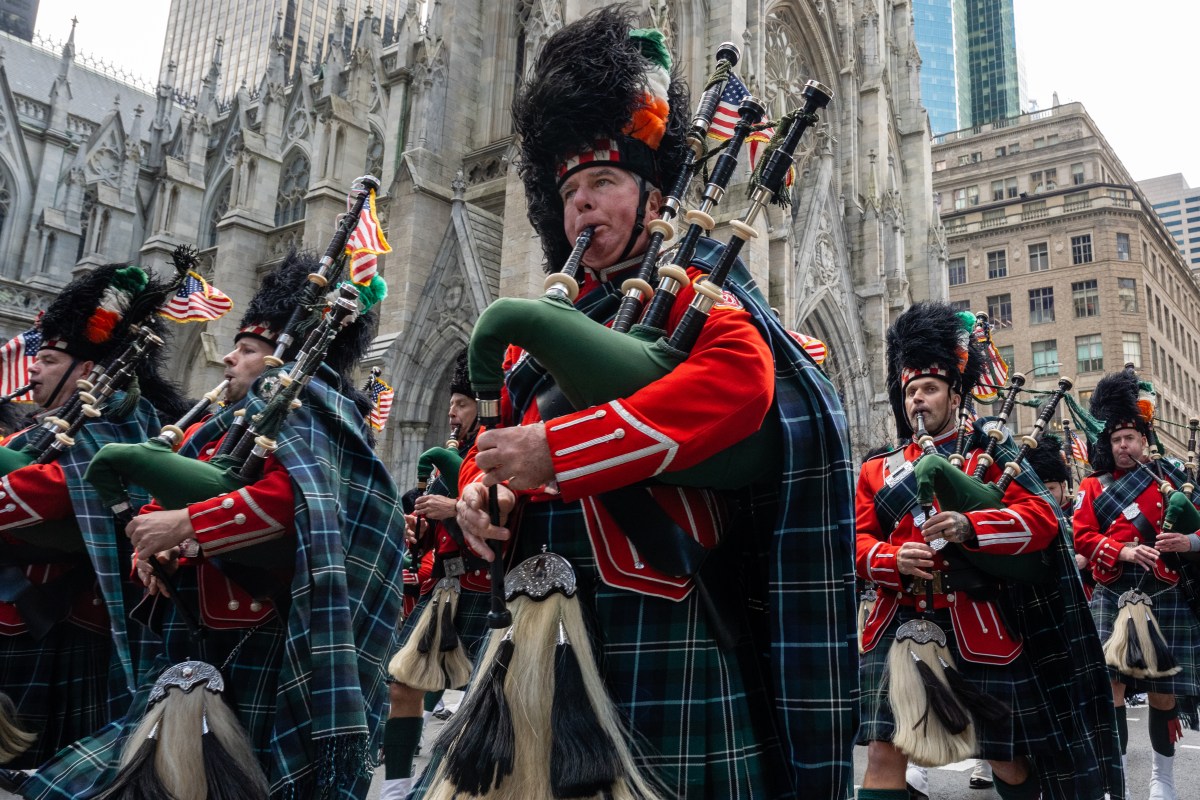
[
  {"x1": 1117, "y1": 589, "x2": 1152, "y2": 609},
  {"x1": 896, "y1": 618, "x2": 948, "y2": 647},
  {"x1": 148, "y1": 660, "x2": 224, "y2": 707},
  {"x1": 505, "y1": 551, "x2": 577, "y2": 601}
]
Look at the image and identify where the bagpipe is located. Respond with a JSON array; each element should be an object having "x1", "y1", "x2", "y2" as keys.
[
  {"x1": 426, "y1": 55, "x2": 833, "y2": 800},
  {"x1": 911, "y1": 375, "x2": 1075, "y2": 585},
  {"x1": 0, "y1": 247, "x2": 206, "y2": 555},
  {"x1": 83, "y1": 177, "x2": 380, "y2": 557}
]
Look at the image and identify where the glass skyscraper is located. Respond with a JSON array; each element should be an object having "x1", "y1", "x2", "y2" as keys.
[
  {"x1": 912, "y1": 0, "x2": 958, "y2": 136},
  {"x1": 953, "y1": 0, "x2": 1022, "y2": 128}
]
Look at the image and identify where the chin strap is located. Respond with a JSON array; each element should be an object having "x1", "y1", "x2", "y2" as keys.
[
  {"x1": 614, "y1": 176, "x2": 650, "y2": 264},
  {"x1": 46, "y1": 357, "x2": 79, "y2": 410}
]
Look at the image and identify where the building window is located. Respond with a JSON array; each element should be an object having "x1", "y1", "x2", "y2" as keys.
[
  {"x1": 991, "y1": 180, "x2": 1005, "y2": 202},
  {"x1": 1072, "y1": 279, "x2": 1100, "y2": 318},
  {"x1": 986, "y1": 293, "x2": 1012, "y2": 327},
  {"x1": 1028, "y1": 242, "x2": 1049, "y2": 272},
  {"x1": 1123, "y1": 332, "x2": 1143, "y2": 369},
  {"x1": 1071, "y1": 234, "x2": 1093, "y2": 264},
  {"x1": 1116, "y1": 233, "x2": 1130, "y2": 261},
  {"x1": 1076, "y1": 333, "x2": 1104, "y2": 373},
  {"x1": 1031, "y1": 340, "x2": 1059, "y2": 377},
  {"x1": 274, "y1": 150, "x2": 310, "y2": 226},
  {"x1": 987, "y1": 250, "x2": 1007, "y2": 279},
  {"x1": 949, "y1": 300, "x2": 971, "y2": 312},
  {"x1": 1118, "y1": 278, "x2": 1138, "y2": 313},
  {"x1": 1030, "y1": 168, "x2": 1057, "y2": 193},
  {"x1": 1071, "y1": 162, "x2": 1085, "y2": 185},
  {"x1": 948, "y1": 257, "x2": 966, "y2": 286},
  {"x1": 1029, "y1": 287, "x2": 1055, "y2": 324}
]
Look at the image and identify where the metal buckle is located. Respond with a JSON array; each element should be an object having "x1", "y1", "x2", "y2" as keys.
[
  {"x1": 442, "y1": 556, "x2": 466, "y2": 578},
  {"x1": 909, "y1": 570, "x2": 945, "y2": 597}
]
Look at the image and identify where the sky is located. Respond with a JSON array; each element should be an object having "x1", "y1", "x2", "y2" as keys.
[
  {"x1": 1013, "y1": 0, "x2": 1200, "y2": 184},
  {"x1": 26, "y1": 1, "x2": 1200, "y2": 187}
]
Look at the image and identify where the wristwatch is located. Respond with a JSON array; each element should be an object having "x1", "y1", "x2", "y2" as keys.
[{"x1": 179, "y1": 537, "x2": 201, "y2": 559}]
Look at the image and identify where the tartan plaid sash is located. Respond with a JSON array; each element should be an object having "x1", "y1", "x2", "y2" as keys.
[
  {"x1": 1091, "y1": 468, "x2": 1153, "y2": 532},
  {"x1": 178, "y1": 365, "x2": 404, "y2": 796}
]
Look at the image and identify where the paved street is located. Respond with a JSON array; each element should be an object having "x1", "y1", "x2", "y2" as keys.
[
  {"x1": 851, "y1": 702, "x2": 1200, "y2": 799},
  {"x1": 1, "y1": 692, "x2": 1195, "y2": 799}
]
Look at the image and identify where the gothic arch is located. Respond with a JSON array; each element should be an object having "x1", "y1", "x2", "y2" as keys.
[
  {"x1": 202, "y1": 171, "x2": 233, "y2": 248},
  {"x1": 797, "y1": 289, "x2": 873, "y2": 447},
  {"x1": 275, "y1": 149, "x2": 310, "y2": 226},
  {"x1": 0, "y1": 158, "x2": 20, "y2": 278}
]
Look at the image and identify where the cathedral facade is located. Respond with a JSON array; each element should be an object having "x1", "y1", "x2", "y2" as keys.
[{"x1": 0, "y1": 1, "x2": 944, "y2": 478}]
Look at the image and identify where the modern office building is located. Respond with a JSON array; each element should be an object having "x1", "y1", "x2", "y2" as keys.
[
  {"x1": 953, "y1": 0, "x2": 1024, "y2": 128},
  {"x1": 912, "y1": 0, "x2": 958, "y2": 135},
  {"x1": 1139, "y1": 173, "x2": 1200, "y2": 272},
  {"x1": 160, "y1": 0, "x2": 407, "y2": 102},
  {"x1": 0, "y1": 0, "x2": 37, "y2": 41},
  {"x1": 933, "y1": 103, "x2": 1200, "y2": 457}
]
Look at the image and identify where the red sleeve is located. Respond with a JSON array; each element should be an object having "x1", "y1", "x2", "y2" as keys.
[
  {"x1": 1072, "y1": 475, "x2": 1123, "y2": 570},
  {"x1": 854, "y1": 457, "x2": 904, "y2": 590},
  {"x1": 544, "y1": 273, "x2": 773, "y2": 502},
  {"x1": 957, "y1": 458, "x2": 1061, "y2": 555},
  {"x1": 0, "y1": 461, "x2": 72, "y2": 531},
  {"x1": 186, "y1": 454, "x2": 296, "y2": 555}
]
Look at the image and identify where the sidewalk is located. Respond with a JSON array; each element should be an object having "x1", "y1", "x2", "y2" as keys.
[{"x1": 363, "y1": 689, "x2": 463, "y2": 799}]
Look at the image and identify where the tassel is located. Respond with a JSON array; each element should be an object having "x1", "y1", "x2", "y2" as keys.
[
  {"x1": 438, "y1": 583, "x2": 473, "y2": 691},
  {"x1": 938, "y1": 655, "x2": 1011, "y2": 724},
  {"x1": 912, "y1": 654, "x2": 971, "y2": 735},
  {"x1": 1124, "y1": 616, "x2": 1148, "y2": 673},
  {"x1": 439, "y1": 630, "x2": 516, "y2": 794},
  {"x1": 417, "y1": 593, "x2": 440, "y2": 654},
  {"x1": 438, "y1": 595, "x2": 459, "y2": 652},
  {"x1": 550, "y1": 618, "x2": 621, "y2": 799},
  {"x1": 94, "y1": 719, "x2": 173, "y2": 800},
  {"x1": 1144, "y1": 609, "x2": 1182, "y2": 678},
  {"x1": 0, "y1": 692, "x2": 36, "y2": 764},
  {"x1": 200, "y1": 713, "x2": 270, "y2": 800},
  {"x1": 887, "y1": 619, "x2": 976, "y2": 767}
]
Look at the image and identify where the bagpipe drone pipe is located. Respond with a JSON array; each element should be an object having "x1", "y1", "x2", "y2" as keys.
[
  {"x1": 83, "y1": 177, "x2": 379, "y2": 572},
  {"x1": 910, "y1": 375, "x2": 1076, "y2": 586}
]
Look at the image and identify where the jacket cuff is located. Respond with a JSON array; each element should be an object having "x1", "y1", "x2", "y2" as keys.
[
  {"x1": 865, "y1": 541, "x2": 903, "y2": 590},
  {"x1": 189, "y1": 488, "x2": 287, "y2": 555},
  {"x1": 545, "y1": 400, "x2": 678, "y2": 500},
  {"x1": 1092, "y1": 536, "x2": 1124, "y2": 570}
]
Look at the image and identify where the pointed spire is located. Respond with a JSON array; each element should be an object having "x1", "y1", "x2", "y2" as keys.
[
  {"x1": 200, "y1": 35, "x2": 224, "y2": 113},
  {"x1": 130, "y1": 103, "x2": 144, "y2": 142},
  {"x1": 64, "y1": 16, "x2": 77, "y2": 60}
]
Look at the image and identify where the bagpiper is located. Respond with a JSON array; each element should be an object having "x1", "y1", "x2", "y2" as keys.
[
  {"x1": 419, "y1": 6, "x2": 857, "y2": 799},
  {"x1": 855, "y1": 301, "x2": 1120, "y2": 800},
  {"x1": 20, "y1": 251, "x2": 404, "y2": 800},
  {"x1": 1073, "y1": 368, "x2": 1200, "y2": 800}
]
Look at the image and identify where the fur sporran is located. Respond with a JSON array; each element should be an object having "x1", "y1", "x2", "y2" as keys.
[
  {"x1": 887, "y1": 618, "x2": 977, "y2": 767},
  {"x1": 424, "y1": 552, "x2": 666, "y2": 800},
  {"x1": 95, "y1": 661, "x2": 267, "y2": 800},
  {"x1": 1103, "y1": 589, "x2": 1181, "y2": 679},
  {"x1": 389, "y1": 577, "x2": 473, "y2": 691}
]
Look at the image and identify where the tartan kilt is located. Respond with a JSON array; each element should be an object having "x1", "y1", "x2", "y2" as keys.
[
  {"x1": 1091, "y1": 570, "x2": 1200, "y2": 697},
  {"x1": 395, "y1": 576, "x2": 493, "y2": 667},
  {"x1": 0, "y1": 622, "x2": 111, "y2": 768},
  {"x1": 856, "y1": 605, "x2": 1056, "y2": 761},
  {"x1": 413, "y1": 500, "x2": 780, "y2": 800}
]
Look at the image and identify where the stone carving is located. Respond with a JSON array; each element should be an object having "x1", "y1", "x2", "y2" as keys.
[{"x1": 286, "y1": 108, "x2": 309, "y2": 141}]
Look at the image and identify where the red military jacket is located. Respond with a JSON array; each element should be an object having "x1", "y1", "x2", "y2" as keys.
[
  {"x1": 1073, "y1": 468, "x2": 1183, "y2": 586},
  {"x1": 140, "y1": 420, "x2": 296, "y2": 629},
  {"x1": 458, "y1": 263, "x2": 773, "y2": 600},
  {"x1": 855, "y1": 428, "x2": 1061, "y2": 665},
  {"x1": 0, "y1": 428, "x2": 107, "y2": 634}
]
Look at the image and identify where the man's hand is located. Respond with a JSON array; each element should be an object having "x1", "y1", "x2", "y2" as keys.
[
  {"x1": 403, "y1": 514, "x2": 427, "y2": 548},
  {"x1": 475, "y1": 424, "x2": 554, "y2": 490},
  {"x1": 135, "y1": 547, "x2": 180, "y2": 597},
  {"x1": 126, "y1": 509, "x2": 196, "y2": 561},
  {"x1": 921, "y1": 511, "x2": 973, "y2": 545},
  {"x1": 1119, "y1": 542, "x2": 1160, "y2": 569},
  {"x1": 456, "y1": 482, "x2": 515, "y2": 562},
  {"x1": 896, "y1": 541, "x2": 937, "y2": 580},
  {"x1": 414, "y1": 494, "x2": 458, "y2": 521},
  {"x1": 1155, "y1": 532, "x2": 1192, "y2": 554}
]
